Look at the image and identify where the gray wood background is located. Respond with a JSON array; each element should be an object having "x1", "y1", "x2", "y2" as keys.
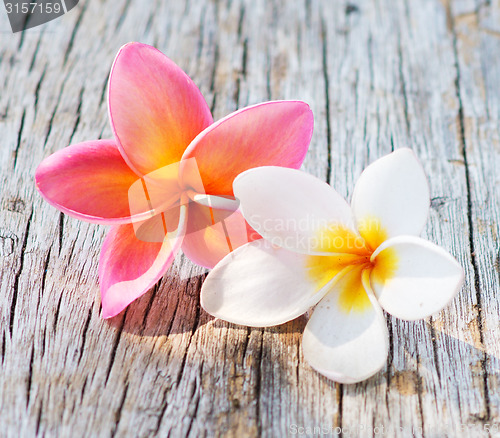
[{"x1": 1, "y1": 0, "x2": 499, "y2": 436}]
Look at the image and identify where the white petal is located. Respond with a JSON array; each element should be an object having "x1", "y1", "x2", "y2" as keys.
[
  {"x1": 351, "y1": 148, "x2": 430, "y2": 244},
  {"x1": 371, "y1": 235, "x2": 464, "y2": 320},
  {"x1": 201, "y1": 239, "x2": 334, "y2": 327},
  {"x1": 233, "y1": 166, "x2": 356, "y2": 254},
  {"x1": 302, "y1": 269, "x2": 389, "y2": 384}
]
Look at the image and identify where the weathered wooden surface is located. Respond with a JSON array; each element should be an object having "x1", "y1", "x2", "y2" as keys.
[{"x1": 1, "y1": 0, "x2": 499, "y2": 436}]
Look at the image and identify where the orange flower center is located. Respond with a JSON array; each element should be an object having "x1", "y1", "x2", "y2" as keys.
[{"x1": 306, "y1": 217, "x2": 398, "y2": 313}]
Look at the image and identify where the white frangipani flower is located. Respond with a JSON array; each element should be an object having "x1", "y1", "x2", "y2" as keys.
[{"x1": 201, "y1": 148, "x2": 464, "y2": 384}]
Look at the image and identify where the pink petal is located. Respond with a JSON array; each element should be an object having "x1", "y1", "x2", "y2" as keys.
[
  {"x1": 181, "y1": 101, "x2": 313, "y2": 196},
  {"x1": 35, "y1": 140, "x2": 150, "y2": 224},
  {"x1": 181, "y1": 203, "x2": 258, "y2": 269},
  {"x1": 108, "y1": 42, "x2": 213, "y2": 175},
  {"x1": 99, "y1": 205, "x2": 187, "y2": 318}
]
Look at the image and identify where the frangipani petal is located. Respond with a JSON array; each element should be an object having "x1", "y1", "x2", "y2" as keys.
[
  {"x1": 201, "y1": 239, "x2": 330, "y2": 327},
  {"x1": 35, "y1": 140, "x2": 149, "y2": 224},
  {"x1": 371, "y1": 235, "x2": 464, "y2": 320},
  {"x1": 109, "y1": 42, "x2": 213, "y2": 175},
  {"x1": 302, "y1": 269, "x2": 389, "y2": 384},
  {"x1": 351, "y1": 148, "x2": 430, "y2": 248},
  {"x1": 234, "y1": 166, "x2": 356, "y2": 254},
  {"x1": 182, "y1": 204, "x2": 257, "y2": 269},
  {"x1": 182, "y1": 101, "x2": 313, "y2": 196},
  {"x1": 99, "y1": 205, "x2": 187, "y2": 318}
]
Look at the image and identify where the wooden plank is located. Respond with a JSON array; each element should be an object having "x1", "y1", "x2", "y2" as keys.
[{"x1": 0, "y1": 0, "x2": 498, "y2": 436}]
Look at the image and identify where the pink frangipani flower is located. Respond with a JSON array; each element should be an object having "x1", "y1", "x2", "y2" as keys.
[
  {"x1": 35, "y1": 43, "x2": 313, "y2": 318},
  {"x1": 201, "y1": 149, "x2": 464, "y2": 383}
]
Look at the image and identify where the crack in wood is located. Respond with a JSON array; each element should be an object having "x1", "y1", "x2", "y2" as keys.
[
  {"x1": 428, "y1": 317, "x2": 442, "y2": 382},
  {"x1": 265, "y1": 48, "x2": 272, "y2": 101},
  {"x1": 196, "y1": 5, "x2": 207, "y2": 61},
  {"x1": 336, "y1": 382, "x2": 344, "y2": 433},
  {"x1": 41, "y1": 327, "x2": 46, "y2": 358},
  {"x1": 44, "y1": 74, "x2": 70, "y2": 148},
  {"x1": 63, "y1": 3, "x2": 87, "y2": 66},
  {"x1": 26, "y1": 345, "x2": 35, "y2": 408},
  {"x1": 240, "y1": 327, "x2": 251, "y2": 360},
  {"x1": 29, "y1": 30, "x2": 45, "y2": 73},
  {"x1": 58, "y1": 213, "x2": 64, "y2": 256},
  {"x1": 450, "y1": 6, "x2": 492, "y2": 422},
  {"x1": 10, "y1": 210, "x2": 33, "y2": 337},
  {"x1": 105, "y1": 311, "x2": 127, "y2": 385},
  {"x1": 17, "y1": 14, "x2": 32, "y2": 50},
  {"x1": 233, "y1": 37, "x2": 248, "y2": 109},
  {"x1": 160, "y1": 286, "x2": 182, "y2": 339},
  {"x1": 140, "y1": 284, "x2": 160, "y2": 334},
  {"x1": 80, "y1": 376, "x2": 87, "y2": 403},
  {"x1": 321, "y1": 18, "x2": 332, "y2": 185},
  {"x1": 52, "y1": 292, "x2": 64, "y2": 333},
  {"x1": 115, "y1": 0, "x2": 132, "y2": 32},
  {"x1": 385, "y1": 314, "x2": 394, "y2": 373},
  {"x1": 175, "y1": 279, "x2": 202, "y2": 388},
  {"x1": 35, "y1": 400, "x2": 43, "y2": 435},
  {"x1": 415, "y1": 351, "x2": 426, "y2": 437},
  {"x1": 1, "y1": 332, "x2": 5, "y2": 364},
  {"x1": 104, "y1": 318, "x2": 127, "y2": 386},
  {"x1": 77, "y1": 308, "x2": 92, "y2": 365},
  {"x1": 184, "y1": 360, "x2": 203, "y2": 437},
  {"x1": 38, "y1": 247, "x2": 52, "y2": 314},
  {"x1": 68, "y1": 86, "x2": 84, "y2": 145},
  {"x1": 254, "y1": 331, "x2": 263, "y2": 437},
  {"x1": 33, "y1": 66, "x2": 47, "y2": 117},
  {"x1": 397, "y1": 36, "x2": 411, "y2": 136},
  {"x1": 12, "y1": 108, "x2": 26, "y2": 170},
  {"x1": 98, "y1": 74, "x2": 109, "y2": 109},
  {"x1": 237, "y1": 5, "x2": 245, "y2": 42},
  {"x1": 110, "y1": 381, "x2": 129, "y2": 438},
  {"x1": 153, "y1": 387, "x2": 170, "y2": 435},
  {"x1": 209, "y1": 43, "x2": 219, "y2": 114}
]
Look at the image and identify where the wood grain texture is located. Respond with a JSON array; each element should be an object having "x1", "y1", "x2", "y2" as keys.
[{"x1": 0, "y1": 0, "x2": 499, "y2": 436}]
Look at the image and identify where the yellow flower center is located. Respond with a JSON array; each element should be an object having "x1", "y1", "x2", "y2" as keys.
[{"x1": 306, "y1": 217, "x2": 398, "y2": 313}]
